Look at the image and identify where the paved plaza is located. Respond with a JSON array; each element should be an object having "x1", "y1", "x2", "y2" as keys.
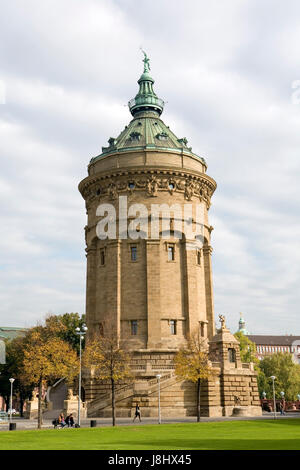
[{"x1": 1, "y1": 412, "x2": 299, "y2": 431}]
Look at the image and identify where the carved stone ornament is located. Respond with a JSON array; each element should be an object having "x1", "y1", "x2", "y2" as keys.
[
  {"x1": 185, "y1": 179, "x2": 195, "y2": 200},
  {"x1": 108, "y1": 182, "x2": 117, "y2": 200},
  {"x1": 147, "y1": 175, "x2": 158, "y2": 197}
]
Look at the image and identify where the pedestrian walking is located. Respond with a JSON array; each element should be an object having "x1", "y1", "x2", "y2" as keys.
[
  {"x1": 133, "y1": 404, "x2": 141, "y2": 422},
  {"x1": 279, "y1": 399, "x2": 286, "y2": 415}
]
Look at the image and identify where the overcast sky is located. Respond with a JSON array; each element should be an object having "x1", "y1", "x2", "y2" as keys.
[{"x1": 0, "y1": 0, "x2": 300, "y2": 334}]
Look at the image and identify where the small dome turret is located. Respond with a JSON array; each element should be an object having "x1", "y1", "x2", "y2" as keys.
[{"x1": 128, "y1": 50, "x2": 164, "y2": 116}]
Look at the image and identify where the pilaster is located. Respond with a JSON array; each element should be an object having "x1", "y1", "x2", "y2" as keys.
[{"x1": 146, "y1": 239, "x2": 161, "y2": 348}]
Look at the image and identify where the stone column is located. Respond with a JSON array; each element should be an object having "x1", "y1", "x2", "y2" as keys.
[
  {"x1": 146, "y1": 239, "x2": 161, "y2": 349},
  {"x1": 106, "y1": 240, "x2": 121, "y2": 338},
  {"x1": 85, "y1": 244, "x2": 97, "y2": 330},
  {"x1": 183, "y1": 239, "x2": 199, "y2": 336},
  {"x1": 203, "y1": 244, "x2": 215, "y2": 339}
]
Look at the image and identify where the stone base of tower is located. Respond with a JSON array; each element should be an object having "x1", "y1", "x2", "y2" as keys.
[{"x1": 83, "y1": 344, "x2": 262, "y2": 419}]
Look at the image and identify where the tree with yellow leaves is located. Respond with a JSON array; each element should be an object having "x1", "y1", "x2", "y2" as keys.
[
  {"x1": 174, "y1": 332, "x2": 215, "y2": 422},
  {"x1": 83, "y1": 331, "x2": 132, "y2": 426},
  {"x1": 21, "y1": 330, "x2": 79, "y2": 429}
]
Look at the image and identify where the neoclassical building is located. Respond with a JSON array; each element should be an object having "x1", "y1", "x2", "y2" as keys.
[{"x1": 78, "y1": 54, "x2": 261, "y2": 417}]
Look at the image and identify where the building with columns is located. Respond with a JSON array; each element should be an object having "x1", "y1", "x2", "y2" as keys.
[{"x1": 78, "y1": 53, "x2": 261, "y2": 418}]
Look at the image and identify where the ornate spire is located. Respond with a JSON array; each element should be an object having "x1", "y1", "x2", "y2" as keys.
[
  {"x1": 128, "y1": 51, "x2": 164, "y2": 117},
  {"x1": 238, "y1": 313, "x2": 250, "y2": 335},
  {"x1": 141, "y1": 49, "x2": 150, "y2": 73}
]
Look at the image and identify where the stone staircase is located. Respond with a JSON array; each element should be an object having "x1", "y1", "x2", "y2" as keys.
[{"x1": 87, "y1": 372, "x2": 181, "y2": 417}]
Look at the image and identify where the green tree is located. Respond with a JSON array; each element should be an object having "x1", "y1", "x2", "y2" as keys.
[
  {"x1": 44, "y1": 313, "x2": 86, "y2": 354},
  {"x1": 258, "y1": 353, "x2": 300, "y2": 401},
  {"x1": 174, "y1": 332, "x2": 215, "y2": 422},
  {"x1": 234, "y1": 331, "x2": 258, "y2": 365},
  {"x1": 0, "y1": 337, "x2": 33, "y2": 415},
  {"x1": 21, "y1": 330, "x2": 79, "y2": 428},
  {"x1": 83, "y1": 332, "x2": 132, "y2": 426},
  {"x1": 0, "y1": 314, "x2": 85, "y2": 419}
]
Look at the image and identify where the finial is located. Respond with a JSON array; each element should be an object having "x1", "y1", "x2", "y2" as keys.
[
  {"x1": 219, "y1": 314, "x2": 226, "y2": 329},
  {"x1": 140, "y1": 48, "x2": 150, "y2": 73}
]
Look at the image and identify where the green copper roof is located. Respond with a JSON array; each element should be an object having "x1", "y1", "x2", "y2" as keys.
[
  {"x1": 91, "y1": 111, "x2": 206, "y2": 165},
  {"x1": 90, "y1": 52, "x2": 206, "y2": 166}
]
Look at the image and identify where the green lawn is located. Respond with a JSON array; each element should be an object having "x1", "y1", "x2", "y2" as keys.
[{"x1": 1, "y1": 420, "x2": 300, "y2": 450}]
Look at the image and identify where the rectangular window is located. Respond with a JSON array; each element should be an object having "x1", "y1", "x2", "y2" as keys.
[
  {"x1": 228, "y1": 348, "x2": 236, "y2": 363},
  {"x1": 168, "y1": 245, "x2": 175, "y2": 261},
  {"x1": 200, "y1": 322, "x2": 205, "y2": 337},
  {"x1": 131, "y1": 320, "x2": 138, "y2": 335},
  {"x1": 100, "y1": 249, "x2": 105, "y2": 266},
  {"x1": 131, "y1": 246, "x2": 137, "y2": 262},
  {"x1": 170, "y1": 320, "x2": 177, "y2": 335},
  {"x1": 197, "y1": 250, "x2": 201, "y2": 266}
]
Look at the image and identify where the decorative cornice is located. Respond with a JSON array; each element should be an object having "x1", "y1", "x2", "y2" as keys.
[{"x1": 79, "y1": 168, "x2": 216, "y2": 210}]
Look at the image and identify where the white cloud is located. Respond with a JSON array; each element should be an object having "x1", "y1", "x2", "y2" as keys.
[{"x1": 0, "y1": 0, "x2": 300, "y2": 334}]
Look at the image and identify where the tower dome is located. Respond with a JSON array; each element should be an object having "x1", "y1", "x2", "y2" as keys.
[{"x1": 90, "y1": 52, "x2": 207, "y2": 167}]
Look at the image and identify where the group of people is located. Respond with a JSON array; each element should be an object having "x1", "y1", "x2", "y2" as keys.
[{"x1": 52, "y1": 413, "x2": 75, "y2": 428}]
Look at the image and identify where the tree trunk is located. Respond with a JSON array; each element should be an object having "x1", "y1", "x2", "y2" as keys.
[
  {"x1": 197, "y1": 378, "x2": 201, "y2": 422},
  {"x1": 5, "y1": 397, "x2": 9, "y2": 412},
  {"x1": 38, "y1": 380, "x2": 43, "y2": 429},
  {"x1": 19, "y1": 395, "x2": 24, "y2": 418},
  {"x1": 111, "y1": 377, "x2": 116, "y2": 427}
]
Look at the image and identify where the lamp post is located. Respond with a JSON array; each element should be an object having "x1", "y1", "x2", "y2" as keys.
[
  {"x1": 75, "y1": 325, "x2": 88, "y2": 427},
  {"x1": 270, "y1": 376, "x2": 276, "y2": 419},
  {"x1": 9, "y1": 378, "x2": 15, "y2": 424},
  {"x1": 156, "y1": 374, "x2": 161, "y2": 424}
]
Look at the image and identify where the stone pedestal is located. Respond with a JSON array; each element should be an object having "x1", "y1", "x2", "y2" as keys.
[
  {"x1": 209, "y1": 320, "x2": 262, "y2": 417},
  {"x1": 232, "y1": 406, "x2": 250, "y2": 417},
  {"x1": 24, "y1": 398, "x2": 39, "y2": 419},
  {"x1": 63, "y1": 397, "x2": 86, "y2": 419}
]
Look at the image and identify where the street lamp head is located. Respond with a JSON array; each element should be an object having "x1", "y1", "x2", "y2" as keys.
[
  {"x1": 75, "y1": 327, "x2": 80, "y2": 332},
  {"x1": 270, "y1": 376, "x2": 276, "y2": 380},
  {"x1": 83, "y1": 325, "x2": 88, "y2": 332},
  {"x1": 9, "y1": 378, "x2": 15, "y2": 383},
  {"x1": 156, "y1": 374, "x2": 161, "y2": 379},
  {"x1": 280, "y1": 391, "x2": 285, "y2": 397}
]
